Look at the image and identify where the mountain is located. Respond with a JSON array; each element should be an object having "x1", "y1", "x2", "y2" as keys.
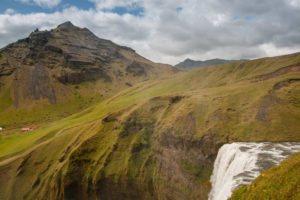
[
  {"x1": 0, "y1": 22, "x2": 177, "y2": 127},
  {"x1": 175, "y1": 58, "x2": 248, "y2": 70},
  {"x1": 0, "y1": 48, "x2": 300, "y2": 200}
]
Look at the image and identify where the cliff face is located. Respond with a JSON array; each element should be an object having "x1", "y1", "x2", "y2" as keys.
[{"x1": 0, "y1": 22, "x2": 177, "y2": 127}]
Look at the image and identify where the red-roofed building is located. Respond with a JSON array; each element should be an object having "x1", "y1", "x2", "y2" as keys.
[
  {"x1": 22, "y1": 128, "x2": 31, "y2": 132},
  {"x1": 31, "y1": 126, "x2": 39, "y2": 130}
]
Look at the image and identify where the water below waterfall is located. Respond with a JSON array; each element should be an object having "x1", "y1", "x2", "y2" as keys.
[{"x1": 208, "y1": 142, "x2": 300, "y2": 200}]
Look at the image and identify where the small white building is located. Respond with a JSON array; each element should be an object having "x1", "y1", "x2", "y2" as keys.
[{"x1": 0, "y1": 127, "x2": 2, "y2": 131}]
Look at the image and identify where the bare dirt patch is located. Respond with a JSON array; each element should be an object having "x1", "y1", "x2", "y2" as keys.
[{"x1": 254, "y1": 65, "x2": 300, "y2": 82}]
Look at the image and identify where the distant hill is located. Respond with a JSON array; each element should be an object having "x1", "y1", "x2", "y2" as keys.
[{"x1": 175, "y1": 58, "x2": 248, "y2": 70}]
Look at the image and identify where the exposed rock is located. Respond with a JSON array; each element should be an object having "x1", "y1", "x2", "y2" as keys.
[
  {"x1": 272, "y1": 78, "x2": 300, "y2": 91},
  {"x1": 56, "y1": 21, "x2": 77, "y2": 30},
  {"x1": 126, "y1": 61, "x2": 147, "y2": 76},
  {"x1": 31, "y1": 64, "x2": 56, "y2": 104},
  {"x1": 255, "y1": 95, "x2": 280, "y2": 123},
  {"x1": 57, "y1": 67, "x2": 111, "y2": 84},
  {"x1": 169, "y1": 95, "x2": 184, "y2": 104},
  {"x1": 12, "y1": 64, "x2": 56, "y2": 107},
  {"x1": 28, "y1": 30, "x2": 51, "y2": 46},
  {"x1": 45, "y1": 45, "x2": 63, "y2": 54},
  {"x1": 157, "y1": 132, "x2": 221, "y2": 200},
  {"x1": 254, "y1": 64, "x2": 300, "y2": 82}
]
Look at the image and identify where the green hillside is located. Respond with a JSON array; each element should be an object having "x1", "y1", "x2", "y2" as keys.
[{"x1": 0, "y1": 51, "x2": 300, "y2": 200}]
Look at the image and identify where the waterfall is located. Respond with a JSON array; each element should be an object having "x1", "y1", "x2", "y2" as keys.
[{"x1": 208, "y1": 142, "x2": 300, "y2": 200}]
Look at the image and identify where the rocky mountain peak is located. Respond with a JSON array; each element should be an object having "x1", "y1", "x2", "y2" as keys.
[
  {"x1": 184, "y1": 58, "x2": 195, "y2": 62},
  {"x1": 56, "y1": 21, "x2": 77, "y2": 30}
]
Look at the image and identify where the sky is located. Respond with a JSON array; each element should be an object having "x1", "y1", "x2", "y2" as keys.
[{"x1": 1, "y1": 0, "x2": 300, "y2": 65}]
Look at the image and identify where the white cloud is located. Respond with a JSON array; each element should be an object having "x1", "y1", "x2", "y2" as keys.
[
  {"x1": 16, "y1": 0, "x2": 61, "y2": 8},
  {"x1": 4, "y1": 9, "x2": 16, "y2": 15},
  {"x1": 260, "y1": 43, "x2": 300, "y2": 57},
  {"x1": 1, "y1": 0, "x2": 300, "y2": 65},
  {"x1": 33, "y1": 0, "x2": 61, "y2": 8},
  {"x1": 89, "y1": 0, "x2": 140, "y2": 10},
  {"x1": 289, "y1": 0, "x2": 300, "y2": 7}
]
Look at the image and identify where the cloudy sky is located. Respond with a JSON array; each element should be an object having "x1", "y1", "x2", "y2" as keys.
[{"x1": 1, "y1": 0, "x2": 300, "y2": 65}]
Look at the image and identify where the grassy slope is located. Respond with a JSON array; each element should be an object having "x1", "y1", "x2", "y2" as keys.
[
  {"x1": 0, "y1": 53, "x2": 104, "y2": 128},
  {"x1": 0, "y1": 52, "x2": 300, "y2": 199},
  {"x1": 230, "y1": 152, "x2": 300, "y2": 200}
]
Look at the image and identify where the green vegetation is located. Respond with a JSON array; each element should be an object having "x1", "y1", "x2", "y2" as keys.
[
  {"x1": 0, "y1": 87, "x2": 13, "y2": 111},
  {"x1": 0, "y1": 86, "x2": 104, "y2": 128}
]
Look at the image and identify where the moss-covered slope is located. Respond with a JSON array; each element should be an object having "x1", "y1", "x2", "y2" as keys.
[{"x1": 0, "y1": 51, "x2": 300, "y2": 200}]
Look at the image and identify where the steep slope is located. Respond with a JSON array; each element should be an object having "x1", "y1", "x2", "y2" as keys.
[
  {"x1": 175, "y1": 58, "x2": 247, "y2": 70},
  {"x1": 0, "y1": 22, "x2": 177, "y2": 127},
  {"x1": 0, "y1": 52, "x2": 300, "y2": 200},
  {"x1": 230, "y1": 151, "x2": 300, "y2": 200}
]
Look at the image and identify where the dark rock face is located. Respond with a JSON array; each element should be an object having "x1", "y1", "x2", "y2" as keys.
[
  {"x1": 31, "y1": 64, "x2": 56, "y2": 104},
  {"x1": 12, "y1": 64, "x2": 56, "y2": 107},
  {"x1": 28, "y1": 30, "x2": 50, "y2": 47},
  {"x1": 57, "y1": 21, "x2": 77, "y2": 30},
  {"x1": 57, "y1": 68, "x2": 111, "y2": 84},
  {"x1": 0, "y1": 63, "x2": 15, "y2": 77},
  {"x1": 157, "y1": 131, "x2": 220, "y2": 200},
  {"x1": 44, "y1": 45, "x2": 63, "y2": 54},
  {"x1": 126, "y1": 61, "x2": 146, "y2": 76}
]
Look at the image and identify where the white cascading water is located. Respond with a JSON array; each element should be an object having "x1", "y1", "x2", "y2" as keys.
[{"x1": 208, "y1": 142, "x2": 300, "y2": 200}]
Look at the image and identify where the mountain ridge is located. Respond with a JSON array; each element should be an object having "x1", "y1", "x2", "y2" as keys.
[{"x1": 175, "y1": 58, "x2": 248, "y2": 70}]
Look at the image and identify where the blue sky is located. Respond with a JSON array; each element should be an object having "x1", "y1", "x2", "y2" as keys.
[
  {"x1": 1, "y1": 0, "x2": 90, "y2": 14},
  {"x1": 0, "y1": 0, "x2": 143, "y2": 16},
  {"x1": 1, "y1": 0, "x2": 300, "y2": 65}
]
